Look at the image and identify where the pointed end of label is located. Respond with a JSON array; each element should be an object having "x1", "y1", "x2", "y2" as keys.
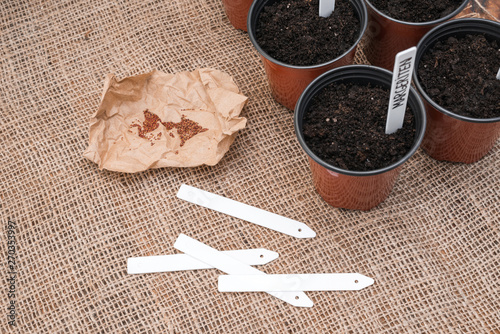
[
  {"x1": 307, "y1": 228, "x2": 317, "y2": 238},
  {"x1": 366, "y1": 276, "x2": 375, "y2": 287},
  {"x1": 261, "y1": 249, "x2": 280, "y2": 263},
  {"x1": 292, "y1": 294, "x2": 314, "y2": 308},
  {"x1": 355, "y1": 273, "x2": 375, "y2": 290},
  {"x1": 246, "y1": 248, "x2": 280, "y2": 265},
  {"x1": 294, "y1": 224, "x2": 316, "y2": 239}
]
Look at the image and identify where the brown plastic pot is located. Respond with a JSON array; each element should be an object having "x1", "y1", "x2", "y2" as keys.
[
  {"x1": 221, "y1": 0, "x2": 253, "y2": 31},
  {"x1": 363, "y1": 0, "x2": 469, "y2": 70},
  {"x1": 248, "y1": 0, "x2": 368, "y2": 110},
  {"x1": 294, "y1": 65, "x2": 426, "y2": 211},
  {"x1": 413, "y1": 18, "x2": 500, "y2": 163}
]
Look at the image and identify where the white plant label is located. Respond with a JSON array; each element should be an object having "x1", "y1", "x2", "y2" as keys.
[
  {"x1": 177, "y1": 184, "x2": 316, "y2": 238},
  {"x1": 218, "y1": 273, "x2": 374, "y2": 292},
  {"x1": 173, "y1": 234, "x2": 314, "y2": 308},
  {"x1": 385, "y1": 46, "x2": 417, "y2": 134},
  {"x1": 319, "y1": 0, "x2": 335, "y2": 17},
  {"x1": 496, "y1": 67, "x2": 500, "y2": 80},
  {"x1": 127, "y1": 248, "x2": 279, "y2": 274}
]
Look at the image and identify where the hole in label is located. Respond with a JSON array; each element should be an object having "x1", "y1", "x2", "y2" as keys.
[
  {"x1": 295, "y1": 296, "x2": 299, "y2": 300},
  {"x1": 260, "y1": 254, "x2": 264, "y2": 258},
  {"x1": 355, "y1": 280, "x2": 359, "y2": 284},
  {"x1": 298, "y1": 228, "x2": 302, "y2": 232}
]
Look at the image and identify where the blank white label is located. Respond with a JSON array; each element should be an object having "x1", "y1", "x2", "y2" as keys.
[
  {"x1": 177, "y1": 184, "x2": 316, "y2": 238},
  {"x1": 218, "y1": 273, "x2": 374, "y2": 292},
  {"x1": 128, "y1": 248, "x2": 279, "y2": 274}
]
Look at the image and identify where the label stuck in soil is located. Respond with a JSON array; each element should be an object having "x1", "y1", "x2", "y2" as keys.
[
  {"x1": 386, "y1": 47, "x2": 416, "y2": 134},
  {"x1": 319, "y1": 0, "x2": 335, "y2": 17},
  {"x1": 302, "y1": 81, "x2": 416, "y2": 172}
]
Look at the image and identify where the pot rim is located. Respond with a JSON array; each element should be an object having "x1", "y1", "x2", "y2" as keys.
[
  {"x1": 413, "y1": 18, "x2": 500, "y2": 124},
  {"x1": 247, "y1": 0, "x2": 368, "y2": 69},
  {"x1": 364, "y1": 0, "x2": 469, "y2": 26},
  {"x1": 294, "y1": 65, "x2": 427, "y2": 177}
]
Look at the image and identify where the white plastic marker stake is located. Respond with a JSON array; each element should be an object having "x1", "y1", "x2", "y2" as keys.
[
  {"x1": 319, "y1": 0, "x2": 335, "y2": 17},
  {"x1": 218, "y1": 273, "x2": 374, "y2": 292},
  {"x1": 174, "y1": 234, "x2": 314, "y2": 308},
  {"x1": 385, "y1": 46, "x2": 417, "y2": 134},
  {"x1": 177, "y1": 184, "x2": 316, "y2": 239},
  {"x1": 127, "y1": 248, "x2": 279, "y2": 274},
  {"x1": 496, "y1": 67, "x2": 500, "y2": 80}
]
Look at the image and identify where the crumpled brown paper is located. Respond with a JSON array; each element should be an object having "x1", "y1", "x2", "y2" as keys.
[{"x1": 83, "y1": 68, "x2": 248, "y2": 173}]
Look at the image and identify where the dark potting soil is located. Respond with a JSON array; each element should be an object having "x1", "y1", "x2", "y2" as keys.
[
  {"x1": 369, "y1": 0, "x2": 463, "y2": 22},
  {"x1": 302, "y1": 82, "x2": 416, "y2": 171},
  {"x1": 255, "y1": 0, "x2": 360, "y2": 66},
  {"x1": 418, "y1": 34, "x2": 500, "y2": 119}
]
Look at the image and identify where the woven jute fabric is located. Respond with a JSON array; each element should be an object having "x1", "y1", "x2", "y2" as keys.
[{"x1": 1, "y1": 0, "x2": 498, "y2": 333}]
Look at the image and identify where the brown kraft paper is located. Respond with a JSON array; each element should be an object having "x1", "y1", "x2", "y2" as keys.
[{"x1": 84, "y1": 68, "x2": 248, "y2": 173}]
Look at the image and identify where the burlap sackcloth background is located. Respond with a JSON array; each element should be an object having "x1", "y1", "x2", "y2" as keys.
[{"x1": 0, "y1": 0, "x2": 498, "y2": 333}]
